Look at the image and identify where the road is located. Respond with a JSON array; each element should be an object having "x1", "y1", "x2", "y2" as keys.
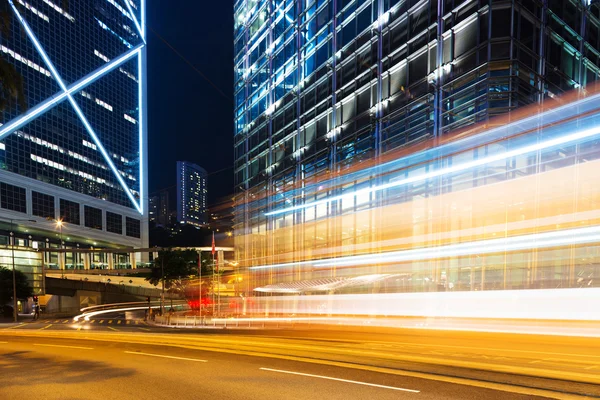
[{"x1": 1, "y1": 316, "x2": 599, "y2": 399}]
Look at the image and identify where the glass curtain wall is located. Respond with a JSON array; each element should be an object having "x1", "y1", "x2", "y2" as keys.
[{"x1": 233, "y1": 0, "x2": 600, "y2": 294}]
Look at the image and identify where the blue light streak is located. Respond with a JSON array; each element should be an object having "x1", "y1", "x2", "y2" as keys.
[
  {"x1": 264, "y1": 124, "x2": 600, "y2": 217},
  {"x1": 8, "y1": 0, "x2": 144, "y2": 213}
]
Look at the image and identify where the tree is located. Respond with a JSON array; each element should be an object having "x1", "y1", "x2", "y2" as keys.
[
  {"x1": 0, "y1": 266, "x2": 33, "y2": 308},
  {"x1": 0, "y1": 2, "x2": 27, "y2": 116},
  {"x1": 146, "y1": 250, "x2": 198, "y2": 291}
]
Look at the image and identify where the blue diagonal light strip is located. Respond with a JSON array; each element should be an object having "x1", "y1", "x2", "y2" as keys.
[
  {"x1": 122, "y1": 0, "x2": 144, "y2": 41},
  {"x1": 0, "y1": 44, "x2": 143, "y2": 140},
  {"x1": 8, "y1": 0, "x2": 144, "y2": 213},
  {"x1": 138, "y1": 48, "x2": 145, "y2": 214}
]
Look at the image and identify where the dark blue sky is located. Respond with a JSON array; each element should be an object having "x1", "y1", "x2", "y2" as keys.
[{"x1": 147, "y1": 1, "x2": 233, "y2": 203}]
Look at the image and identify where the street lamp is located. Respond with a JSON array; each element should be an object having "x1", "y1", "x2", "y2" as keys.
[
  {"x1": 7, "y1": 218, "x2": 36, "y2": 323},
  {"x1": 55, "y1": 219, "x2": 64, "y2": 278}
]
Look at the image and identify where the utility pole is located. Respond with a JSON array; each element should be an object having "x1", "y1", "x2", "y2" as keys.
[
  {"x1": 198, "y1": 251, "x2": 202, "y2": 319},
  {"x1": 161, "y1": 253, "x2": 165, "y2": 315}
]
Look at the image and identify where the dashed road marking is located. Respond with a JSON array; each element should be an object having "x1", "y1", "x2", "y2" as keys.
[
  {"x1": 34, "y1": 343, "x2": 93, "y2": 350},
  {"x1": 40, "y1": 324, "x2": 52, "y2": 330},
  {"x1": 259, "y1": 367, "x2": 419, "y2": 393},
  {"x1": 107, "y1": 327, "x2": 118, "y2": 332},
  {"x1": 124, "y1": 351, "x2": 207, "y2": 362}
]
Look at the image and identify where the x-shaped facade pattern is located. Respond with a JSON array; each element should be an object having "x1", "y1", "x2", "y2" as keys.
[{"x1": 1, "y1": 0, "x2": 146, "y2": 213}]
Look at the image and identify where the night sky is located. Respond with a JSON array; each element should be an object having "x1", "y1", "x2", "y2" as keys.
[{"x1": 146, "y1": 1, "x2": 233, "y2": 204}]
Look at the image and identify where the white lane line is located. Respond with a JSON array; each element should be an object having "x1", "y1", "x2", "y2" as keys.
[
  {"x1": 124, "y1": 351, "x2": 207, "y2": 362},
  {"x1": 34, "y1": 344, "x2": 93, "y2": 350},
  {"x1": 260, "y1": 367, "x2": 420, "y2": 393}
]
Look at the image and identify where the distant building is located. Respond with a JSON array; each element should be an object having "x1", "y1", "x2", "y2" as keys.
[
  {"x1": 176, "y1": 162, "x2": 208, "y2": 227},
  {"x1": 149, "y1": 189, "x2": 170, "y2": 227},
  {"x1": 157, "y1": 189, "x2": 170, "y2": 227},
  {"x1": 149, "y1": 196, "x2": 159, "y2": 223}
]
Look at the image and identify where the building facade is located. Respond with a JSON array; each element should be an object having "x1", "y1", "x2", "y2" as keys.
[
  {"x1": 233, "y1": 0, "x2": 600, "y2": 301},
  {"x1": 149, "y1": 189, "x2": 170, "y2": 226},
  {"x1": 176, "y1": 161, "x2": 208, "y2": 227},
  {"x1": 0, "y1": 0, "x2": 148, "y2": 293}
]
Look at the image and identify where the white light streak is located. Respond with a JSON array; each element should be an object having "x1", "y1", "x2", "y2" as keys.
[{"x1": 250, "y1": 225, "x2": 600, "y2": 270}]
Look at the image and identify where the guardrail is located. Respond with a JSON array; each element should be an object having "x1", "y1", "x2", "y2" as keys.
[{"x1": 153, "y1": 315, "x2": 301, "y2": 328}]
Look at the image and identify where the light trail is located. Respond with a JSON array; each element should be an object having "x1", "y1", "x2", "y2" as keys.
[
  {"x1": 265, "y1": 124, "x2": 600, "y2": 216},
  {"x1": 73, "y1": 306, "x2": 160, "y2": 322},
  {"x1": 250, "y1": 224, "x2": 600, "y2": 270}
]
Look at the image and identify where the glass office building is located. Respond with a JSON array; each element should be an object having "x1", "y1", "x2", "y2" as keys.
[
  {"x1": 177, "y1": 161, "x2": 208, "y2": 227},
  {"x1": 0, "y1": 0, "x2": 148, "y2": 290},
  {"x1": 233, "y1": 0, "x2": 600, "y2": 303}
]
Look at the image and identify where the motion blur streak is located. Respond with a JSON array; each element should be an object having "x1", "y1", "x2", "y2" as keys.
[
  {"x1": 73, "y1": 306, "x2": 159, "y2": 322},
  {"x1": 231, "y1": 88, "x2": 600, "y2": 322}
]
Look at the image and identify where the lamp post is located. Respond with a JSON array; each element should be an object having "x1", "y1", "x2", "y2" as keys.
[
  {"x1": 55, "y1": 219, "x2": 63, "y2": 278},
  {"x1": 8, "y1": 218, "x2": 36, "y2": 323}
]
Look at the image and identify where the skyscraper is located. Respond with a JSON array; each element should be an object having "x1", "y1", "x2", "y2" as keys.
[
  {"x1": 233, "y1": 1, "x2": 600, "y2": 293},
  {"x1": 0, "y1": 1, "x2": 147, "y2": 252},
  {"x1": 176, "y1": 161, "x2": 208, "y2": 227}
]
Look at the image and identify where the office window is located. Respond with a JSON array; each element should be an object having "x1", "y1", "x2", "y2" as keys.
[
  {"x1": 32, "y1": 191, "x2": 55, "y2": 219},
  {"x1": 60, "y1": 199, "x2": 80, "y2": 225},
  {"x1": 84, "y1": 206, "x2": 103, "y2": 230},
  {"x1": 106, "y1": 212, "x2": 122, "y2": 234},
  {"x1": 125, "y1": 217, "x2": 140, "y2": 238},
  {"x1": 0, "y1": 183, "x2": 26, "y2": 213}
]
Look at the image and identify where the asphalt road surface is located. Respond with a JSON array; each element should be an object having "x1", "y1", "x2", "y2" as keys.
[{"x1": 1, "y1": 317, "x2": 599, "y2": 399}]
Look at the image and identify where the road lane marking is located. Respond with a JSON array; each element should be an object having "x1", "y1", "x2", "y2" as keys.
[
  {"x1": 89, "y1": 320, "x2": 95, "y2": 324},
  {"x1": 124, "y1": 351, "x2": 207, "y2": 362},
  {"x1": 107, "y1": 327, "x2": 119, "y2": 331},
  {"x1": 9, "y1": 323, "x2": 27, "y2": 329},
  {"x1": 137, "y1": 327, "x2": 150, "y2": 332},
  {"x1": 99, "y1": 320, "x2": 104, "y2": 324},
  {"x1": 108, "y1": 320, "x2": 113, "y2": 324},
  {"x1": 62, "y1": 320, "x2": 68, "y2": 324},
  {"x1": 259, "y1": 367, "x2": 420, "y2": 393},
  {"x1": 39, "y1": 324, "x2": 52, "y2": 330},
  {"x1": 53, "y1": 320, "x2": 59, "y2": 323},
  {"x1": 117, "y1": 320, "x2": 122, "y2": 325},
  {"x1": 34, "y1": 344, "x2": 93, "y2": 350}
]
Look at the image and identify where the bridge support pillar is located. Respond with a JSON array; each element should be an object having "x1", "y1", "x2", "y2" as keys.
[{"x1": 108, "y1": 254, "x2": 114, "y2": 270}]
